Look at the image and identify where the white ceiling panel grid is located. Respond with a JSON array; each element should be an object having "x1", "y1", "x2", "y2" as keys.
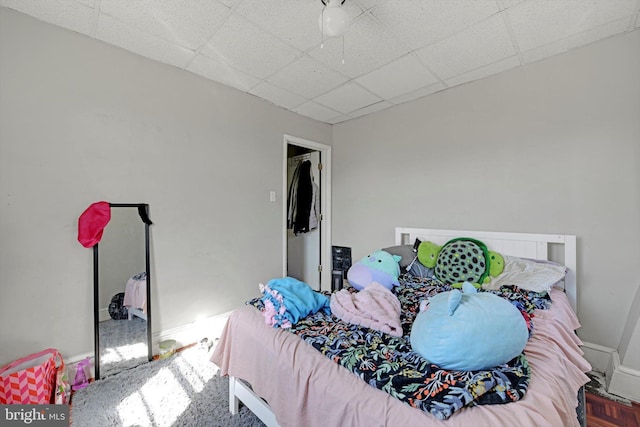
[
  {"x1": 1, "y1": 0, "x2": 96, "y2": 35},
  {"x1": 96, "y1": 12, "x2": 195, "y2": 69},
  {"x1": 314, "y1": 81, "x2": 382, "y2": 114},
  {"x1": 201, "y1": 14, "x2": 300, "y2": 80},
  {"x1": 187, "y1": 53, "x2": 260, "y2": 92},
  {"x1": 249, "y1": 81, "x2": 308, "y2": 110},
  {"x1": 99, "y1": 0, "x2": 232, "y2": 50},
  {"x1": 355, "y1": 53, "x2": 439, "y2": 100},
  {"x1": 308, "y1": 14, "x2": 410, "y2": 78},
  {"x1": 293, "y1": 100, "x2": 343, "y2": 123},
  {"x1": 414, "y1": 13, "x2": 517, "y2": 80},
  {"x1": 1, "y1": 0, "x2": 638, "y2": 123},
  {"x1": 266, "y1": 54, "x2": 349, "y2": 99}
]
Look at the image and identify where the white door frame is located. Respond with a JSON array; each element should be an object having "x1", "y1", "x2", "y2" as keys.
[{"x1": 283, "y1": 134, "x2": 332, "y2": 292}]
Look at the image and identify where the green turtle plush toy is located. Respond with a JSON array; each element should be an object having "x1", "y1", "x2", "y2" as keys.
[
  {"x1": 417, "y1": 238, "x2": 505, "y2": 288},
  {"x1": 417, "y1": 241, "x2": 441, "y2": 269}
]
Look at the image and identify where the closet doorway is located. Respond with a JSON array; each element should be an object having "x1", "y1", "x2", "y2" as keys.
[{"x1": 283, "y1": 135, "x2": 331, "y2": 292}]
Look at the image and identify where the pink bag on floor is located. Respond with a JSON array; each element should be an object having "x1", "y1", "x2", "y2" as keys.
[{"x1": 0, "y1": 348, "x2": 63, "y2": 404}]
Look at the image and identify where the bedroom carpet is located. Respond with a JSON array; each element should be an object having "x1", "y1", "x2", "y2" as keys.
[
  {"x1": 99, "y1": 317, "x2": 149, "y2": 378},
  {"x1": 71, "y1": 345, "x2": 265, "y2": 427}
]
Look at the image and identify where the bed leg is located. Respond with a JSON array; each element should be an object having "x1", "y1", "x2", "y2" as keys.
[{"x1": 229, "y1": 376, "x2": 240, "y2": 415}]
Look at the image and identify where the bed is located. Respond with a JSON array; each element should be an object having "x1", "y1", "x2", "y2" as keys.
[{"x1": 211, "y1": 228, "x2": 591, "y2": 427}]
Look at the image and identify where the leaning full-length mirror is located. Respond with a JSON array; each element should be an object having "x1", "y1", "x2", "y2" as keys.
[{"x1": 94, "y1": 204, "x2": 152, "y2": 379}]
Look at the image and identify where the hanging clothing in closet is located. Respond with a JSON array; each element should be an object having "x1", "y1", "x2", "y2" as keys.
[{"x1": 287, "y1": 159, "x2": 319, "y2": 235}]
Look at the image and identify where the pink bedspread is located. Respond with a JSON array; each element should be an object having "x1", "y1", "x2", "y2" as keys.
[{"x1": 211, "y1": 288, "x2": 590, "y2": 427}]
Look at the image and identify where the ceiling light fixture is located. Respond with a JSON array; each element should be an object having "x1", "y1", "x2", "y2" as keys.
[
  {"x1": 319, "y1": 0, "x2": 349, "y2": 64},
  {"x1": 319, "y1": 0, "x2": 349, "y2": 39}
]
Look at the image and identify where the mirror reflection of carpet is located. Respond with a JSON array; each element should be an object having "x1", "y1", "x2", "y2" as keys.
[{"x1": 99, "y1": 316, "x2": 148, "y2": 377}]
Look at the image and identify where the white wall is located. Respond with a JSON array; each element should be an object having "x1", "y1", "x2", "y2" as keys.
[
  {"x1": 332, "y1": 30, "x2": 640, "y2": 371},
  {"x1": 0, "y1": 8, "x2": 331, "y2": 366},
  {"x1": 618, "y1": 283, "x2": 640, "y2": 371}
]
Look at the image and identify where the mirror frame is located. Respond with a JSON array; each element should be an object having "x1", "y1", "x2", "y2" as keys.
[{"x1": 93, "y1": 203, "x2": 152, "y2": 380}]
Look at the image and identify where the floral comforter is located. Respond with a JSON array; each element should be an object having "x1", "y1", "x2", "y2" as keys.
[{"x1": 249, "y1": 275, "x2": 551, "y2": 420}]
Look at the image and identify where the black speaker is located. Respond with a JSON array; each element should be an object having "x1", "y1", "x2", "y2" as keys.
[
  {"x1": 332, "y1": 270, "x2": 344, "y2": 292},
  {"x1": 331, "y1": 246, "x2": 352, "y2": 273},
  {"x1": 332, "y1": 246, "x2": 352, "y2": 291}
]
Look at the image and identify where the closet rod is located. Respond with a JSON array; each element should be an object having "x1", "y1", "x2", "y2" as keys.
[{"x1": 288, "y1": 153, "x2": 312, "y2": 168}]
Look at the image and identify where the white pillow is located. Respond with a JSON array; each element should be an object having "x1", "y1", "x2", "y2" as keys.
[{"x1": 483, "y1": 255, "x2": 567, "y2": 293}]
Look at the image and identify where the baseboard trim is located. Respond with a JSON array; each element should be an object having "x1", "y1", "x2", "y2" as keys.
[
  {"x1": 581, "y1": 341, "x2": 640, "y2": 402},
  {"x1": 582, "y1": 341, "x2": 616, "y2": 373},
  {"x1": 66, "y1": 310, "x2": 234, "y2": 378},
  {"x1": 607, "y1": 351, "x2": 640, "y2": 402},
  {"x1": 151, "y1": 310, "x2": 233, "y2": 354},
  {"x1": 98, "y1": 308, "x2": 110, "y2": 322}
]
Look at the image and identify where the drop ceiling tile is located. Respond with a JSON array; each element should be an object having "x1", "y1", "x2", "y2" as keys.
[
  {"x1": 5, "y1": 0, "x2": 638, "y2": 126},
  {"x1": 348, "y1": 100, "x2": 393, "y2": 118},
  {"x1": 236, "y1": 0, "x2": 364, "y2": 52},
  {"x1": 235, "y1": 0, "x2": 323, "y2": 52},
  {"x1": 187, "y1": 54, "x2": 259, "y2": 92},
  {"x1": 267, "y1": 54, "x2": 349, "y2": 99},
  {"x1": 99, "y1": 0, "x2": 231, "y2": 51},
  {"x1": 249, "y1": 81, "x2": 307, "y2": 109},
  {"x1": 314, "y1": 82, "x2": 381, "y2": 114},
  {"x1": 201, "y1": 13, "x2": 300, "y2": 79},
  {"x1": 308, "y1": 14, "x2": 409, "y2": 78},
  {"x1": 96, "y1": 13, "x2": 195, "y2": 69},
  {"x1": 444, "y1": 55, "x2": 520, "y2": 88},
  {"x1": 506, "y1": 0, "x2": 637, "y2": 52},
  {"x1": 371, "y1": 0, "x2": 500, "y2": 50},
  {"x1": 217, "y1": 0, "x2": 240, "y2": 8},
  {"x1": 293, "y1": 101, "x2": 342, "y2": 123},
  {"x1": 415, "y1": 14, "x2": 515, "y2": 80},
  {"x1": 0, "y1": 0, "x2": 96, "y2": 36},
  {"x1": 355, "y1": 53, "x2": 439, "y2": 99},
  {"x1": 326, "y1": 114, "x2": 352, "y2": 124},
  {"x1": 499, "y1": 0, "x2": 525, "y2": 11},
  {"x1": 358, "y1": 0, "x2": 384, "y2": 11},
  {"x1": 389, "y1": 81, "x2": 446, "y2": 105},
  {"x1": 522, "y1": 17, "x2": 632, "y2": 64}
]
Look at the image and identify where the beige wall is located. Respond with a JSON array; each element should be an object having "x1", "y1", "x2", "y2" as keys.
[
  {"x1": 332, "y1": 30, "x2": 640, "y2": 371},
  {"x1": 0, "y1": 8, "x2": 331, "y2": 365}
]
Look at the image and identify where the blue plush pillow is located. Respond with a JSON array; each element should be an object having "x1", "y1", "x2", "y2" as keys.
[{"x1": 410, "y1": 282, "x2": 528, "y2": 371}]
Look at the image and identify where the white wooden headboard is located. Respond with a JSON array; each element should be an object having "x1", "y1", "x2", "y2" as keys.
[{"x1": 395, "y1": 228, "x2": 577, "y2": 313}]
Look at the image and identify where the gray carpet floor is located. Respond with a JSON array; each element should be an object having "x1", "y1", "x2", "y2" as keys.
[
  {"x1": 99, "y1": 317, "x2": 149, "y2": 378},
  {"x1": 71, "y1": 346, "x2": 266, "y2": 427}
]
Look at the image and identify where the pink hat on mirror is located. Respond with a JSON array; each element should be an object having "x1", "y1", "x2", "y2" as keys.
[{"x1": 77, "y1": 201, "x2": 111, "y2": 248}]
